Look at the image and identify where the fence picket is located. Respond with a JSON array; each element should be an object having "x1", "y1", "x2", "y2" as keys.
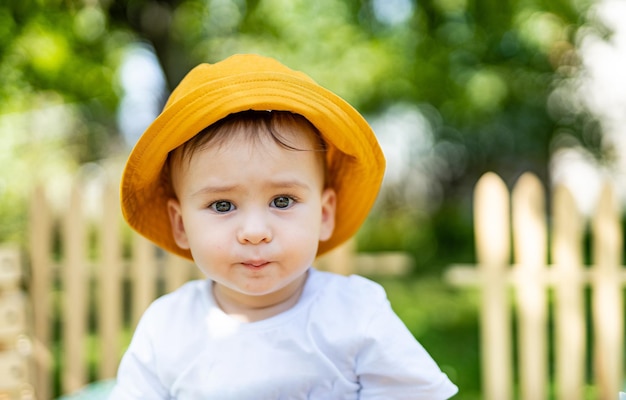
[
  {"x1": 591, "y1": 183, "x2": 623, "y2": 400},
  {"x1": 552, "y1": 184, "x2": 586, "y2": 400},
  {"x1": 98, "y1": 178, "x2": 122, "y2": 380},
  {"x1": 131, "y1": 234, "x2": 156, "y2": 330},
  {"x1": 28, "y1": 184, "x2": 52, "y2": 400},
  {"x1": 164, "y1": 252, "x2": 195, "y2": 293},
  {"x1": 474, "y1": 172, "x2": 513, "y2": 400},
  {"x1": 512, "y1": 173, "x2": 548, "y2": 400},
  {"x1": 62, "y1": 183, "x2": 88, "y2": 393}
]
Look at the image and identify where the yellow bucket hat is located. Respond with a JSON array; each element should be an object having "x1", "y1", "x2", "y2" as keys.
[{"x1": 121, "y1": 54, "x2": 385, "y2": 260}]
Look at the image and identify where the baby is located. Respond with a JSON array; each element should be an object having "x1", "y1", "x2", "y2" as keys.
[{"x1": 110, "y1": 54, "x2": 458, "y2": 399}]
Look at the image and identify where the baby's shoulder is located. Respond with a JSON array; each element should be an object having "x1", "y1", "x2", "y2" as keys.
[
  {"x1": 303, "y1": 271, "x2": 395, "y2": 346},
  {"x1": 310, "y1": 270, "x2": 389, "y2": 313},
  {"x1": 139, "y1": 280, "x2": 209, "y2": 327}
]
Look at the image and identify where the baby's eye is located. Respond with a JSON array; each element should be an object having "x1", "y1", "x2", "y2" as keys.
[
  {"x1": 271, "y1": 196, "x2": 294, "y2": 209},
  {"x1": 210, "y1": 200, "x2": 234, "y2": 213}
]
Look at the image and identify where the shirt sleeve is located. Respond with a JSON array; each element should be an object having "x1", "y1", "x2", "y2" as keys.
[
  {"x1": 354, "y1": 285, "x2": 458, "y2": 400},
  {"x1": 107, "y1": 304, "x2": 171, "y2": 400}
]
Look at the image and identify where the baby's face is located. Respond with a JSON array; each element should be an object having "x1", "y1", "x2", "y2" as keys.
[{"x1": 167, "y1": 124, "x2": 336, "y2": 309}]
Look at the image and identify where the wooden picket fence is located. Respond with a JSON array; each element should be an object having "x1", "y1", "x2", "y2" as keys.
[
  {"x1": 4, "y1": 171, "x2": 410, "y2": 399},
  {"x1": 446, "y1": 171, "x2": 625, "y2": 400},
  {"x1": 25, "y1": 176, "x2": 203, "y2": 400},
  {"x1": 6, "y1": 169, "x2": 626, "y2": 399}
]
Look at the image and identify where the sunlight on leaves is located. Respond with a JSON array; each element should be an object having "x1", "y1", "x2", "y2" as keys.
[
  {"x1": 73, "y1": 6, "x2": 106, "y2": 43},
  {"x1": 516, "y1": 11, "x2": 568, "y2": 54},
  {"x1": 18, "y1": 25, "x2": 69, "y2": 75},
  {"x1": 466, "y1": 69, "x2": 508, "y2": 111}
]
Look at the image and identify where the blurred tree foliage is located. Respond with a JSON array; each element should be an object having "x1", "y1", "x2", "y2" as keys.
[
  {"x1": 0, "y1": 0, "x2": 601, "y2": 272},
  {"x1": 0, "y1": 1, "x2": 608, "y2": 397}
]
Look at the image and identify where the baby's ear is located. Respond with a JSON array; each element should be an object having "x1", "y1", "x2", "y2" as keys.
[
  {"x1": 167, "y1": 198, "x2": 190, "y2": 249},
  {"x1": 319, "y1": 188, "x2": 336, "y2": 242}
]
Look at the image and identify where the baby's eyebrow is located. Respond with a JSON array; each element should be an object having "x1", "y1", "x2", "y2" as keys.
[
  {"x1": 190, "y1": 184, "x2": 240, "y2": 197},
  {"x1": 266, "y1": 179, "x2": 311, "y2": 191},
  {"x1": 189, "y1": 180, "x2": 311, "y2": 198}
]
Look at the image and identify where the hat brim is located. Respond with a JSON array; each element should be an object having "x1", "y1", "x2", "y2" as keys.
[{"x1": 121, "y1": 55, "x2": 385, "y2": 261}]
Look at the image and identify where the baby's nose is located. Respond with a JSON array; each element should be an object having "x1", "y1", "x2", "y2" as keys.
[{"x1": 236, "y1": 211, "x2": 272, "y2": 244}]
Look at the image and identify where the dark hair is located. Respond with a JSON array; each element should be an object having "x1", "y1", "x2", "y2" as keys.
[
  {"x1": 174, "y1": 110, "x2": 326, "y2": 163},
  {"x1": 165, "y1": 110, "x2": 329, "y2": 195}
]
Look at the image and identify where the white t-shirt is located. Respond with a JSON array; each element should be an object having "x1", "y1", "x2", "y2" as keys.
[{"x1": 110, "y1": 268, "x2": 458, "y2": 399}]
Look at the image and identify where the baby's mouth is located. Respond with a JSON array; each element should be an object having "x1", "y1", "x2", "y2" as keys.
[{"x1": 241, "y1": 260, "x2": 270, "y2": 268}]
